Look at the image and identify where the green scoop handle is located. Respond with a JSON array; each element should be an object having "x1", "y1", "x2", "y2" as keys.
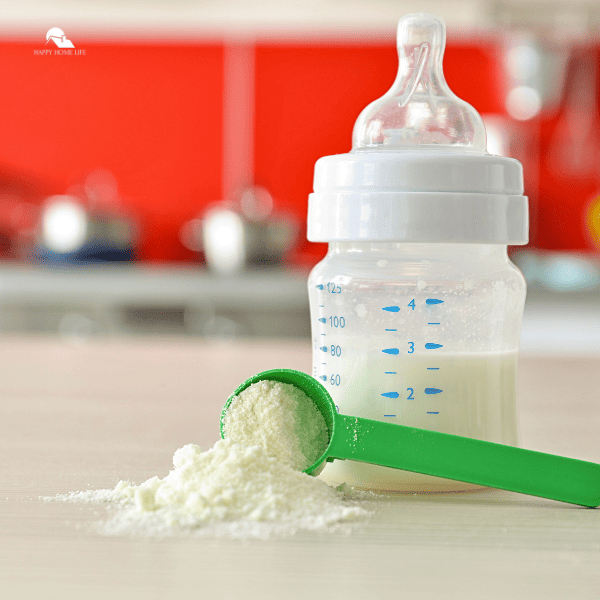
[
  {"x1": 326, "y1": 414, "x2": 600, "y2": 507},
  {"x1": 222, "y1": 369, "x2": 600, "y2": 508}
]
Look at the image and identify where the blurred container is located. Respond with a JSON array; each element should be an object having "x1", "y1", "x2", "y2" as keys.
[
  {"x1": 512, "y1": 249, "x2": 600, "y2": 292},
  {"x1": 34, "y1": 170, "x2": 138, "y2": 264},
  {"x1": 181, "y1": 186, "x2": 299, "y2": 275}
]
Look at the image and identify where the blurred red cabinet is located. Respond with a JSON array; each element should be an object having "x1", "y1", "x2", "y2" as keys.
[
  {"x1": 0, "y1": 40, "x2": 223, "y2": 261},
  {"x1": 0, "y1": 35, "x2": 504, "y2": 263}
]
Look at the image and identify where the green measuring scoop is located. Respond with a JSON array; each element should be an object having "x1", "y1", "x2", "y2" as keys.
[{"x1": 220, "y1": 369, "x2": 600, "y2": 508}]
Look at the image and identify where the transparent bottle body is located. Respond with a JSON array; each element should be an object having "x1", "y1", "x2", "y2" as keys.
[{"x1": 308, "y1": 242, "x2": 527, "y2": 491}]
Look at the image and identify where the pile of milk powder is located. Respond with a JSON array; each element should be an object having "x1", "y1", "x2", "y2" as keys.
[{"x1": 49, "y1": 380, "x2": 372, "y2": 538}]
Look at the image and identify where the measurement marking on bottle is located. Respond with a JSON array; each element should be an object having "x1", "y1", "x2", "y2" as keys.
[
  {"x1": 321, "y1": 362, "x2": 326, "y2": 365},
  {"x1": 321, "y1": 333, "x2": 326, "y2": 335},
  {"x1": 428, "y1": 322, "x2": 440, "y2": 325},
  {"x1": 425, "y1": 343, "x2": 443, "y2": 350},
  {"x1": 384, "y1": 371, "x2": 396, "y2": 374},
  {"x1": 318, "y1": 318, "x2": 326, "y2": 323},
  {"x1": 385, "y1": 328, "x2": 397, "y2": 331},
  {"x1": 316, "y1": 284, "x2": 324, "y2": 290},
  {"x1": 319, "y1": 375, "x2": 327, "y2": 381},
  {"x1": 426, "y1": 299, "x2": 444, "y2": 305},
  {"x1": 427, "y1": 367, "x2": 439, "y2": 370},
  {"x1": 424, "y1": 388, "x2": 443, "y2": 395},
  {"x1": 319, "y1": 305, "x2": 324, "y2": 308},
  {"x1": 320, "y1": 346, "x2": 328, "y2": 352},
  {"x1": 381, "y1": 392, "x2": 399, "y2": 398},
  {"x1": 382, "y1": 306, "x2": 400, "y2": 312},
  {"x1": 329, "y1": 316, "x2": 345, "y2": 328},
  {"x1": 382, "y1": 348, "x2": 399, "y2": 355},
  {"x1": 427, "y1": 412, "x2": 440, "y2": 415},
  {"x1": 384, "y1": 414, "x2": 396, "y2": 418}
]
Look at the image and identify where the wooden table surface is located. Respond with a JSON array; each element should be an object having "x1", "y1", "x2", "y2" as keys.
[{"x1": 0, "y1": 337, "x2": 598, "y2": 600}]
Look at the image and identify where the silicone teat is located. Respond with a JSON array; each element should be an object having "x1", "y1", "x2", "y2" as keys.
[{"x1": 352, "y1": 13, "x2": 487, "y2": 152}]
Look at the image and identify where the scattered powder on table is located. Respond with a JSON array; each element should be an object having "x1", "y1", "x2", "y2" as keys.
[
  {"x1": 46, "y1": 380, "x2": 373, "y2": 538},
  {"x1": 223, "y1": 380, "x2": 329, "y2": 471}
]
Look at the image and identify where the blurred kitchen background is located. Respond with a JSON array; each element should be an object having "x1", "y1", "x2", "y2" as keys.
[{"x1": 0, "y1": 0, "x2": 599, "y2": 352}]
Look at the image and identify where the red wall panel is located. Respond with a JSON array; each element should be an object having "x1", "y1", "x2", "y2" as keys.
[
  {"x1": 535, "y1": 47, "x2": 600, "y2": 252},
  {"x1": 0, "y1": 38, "x2": 505, "y2": 263},
  {"x1": 0, "y1": 41, "x2": 223, "y2": 261}
]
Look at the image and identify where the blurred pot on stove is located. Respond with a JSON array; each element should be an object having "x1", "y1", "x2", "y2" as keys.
[
  {"x1": 35, "y1": 170, "x2": 138, "y2": 264},
  {"x1": 181, "y1": 186, "x2": 299, "y2": 275}
]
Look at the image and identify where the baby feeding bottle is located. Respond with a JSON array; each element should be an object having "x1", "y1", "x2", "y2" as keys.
[{"x1": 307, "y1": 13, "x2": 529, "y2": 491}]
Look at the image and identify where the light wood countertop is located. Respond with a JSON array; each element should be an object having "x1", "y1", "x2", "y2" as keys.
[{"x1": 0, "y1": 338, "x2": 598, "y2": 599}]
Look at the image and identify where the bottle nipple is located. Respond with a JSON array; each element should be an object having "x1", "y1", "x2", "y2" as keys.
[{"x1": 352, "y1": 13, "x2": 487, "y2": 152}]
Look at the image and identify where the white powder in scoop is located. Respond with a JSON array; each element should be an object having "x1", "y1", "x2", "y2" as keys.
[
  {"x1": 223, "y1": 380, "x2": 328, "y2": 471},
  {"x1": 47, "y1": 380, "x2": 372, "y2": 538}
]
